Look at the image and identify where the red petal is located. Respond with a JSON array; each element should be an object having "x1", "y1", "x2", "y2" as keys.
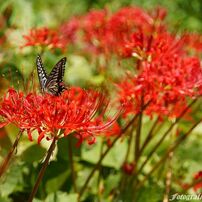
[
  {"x1": 38, "y1": 131, "x2": 45, "y2": 144},
  {"x1": 27, "y1": 129, "x2": 33, "y2": 141},
  {"x1": 0, "y1": 122, "x2": 8, "y2": 128}
]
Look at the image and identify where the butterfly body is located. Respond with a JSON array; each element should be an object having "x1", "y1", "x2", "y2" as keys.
[{"x1": 36, "y1": 55, "x2": 67, "y2": 96}]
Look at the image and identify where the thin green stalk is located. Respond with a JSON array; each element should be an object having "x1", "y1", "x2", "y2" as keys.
[
  {"x1": 163, "y1": 151, "x2": 173, "y2": 202},
  {"x1": 68, "y1": 136, "x2": 77, "y2": 192},
  {"x1": 0, "y1": 130, "x2": 23, "y2": 178},
  {"x1": 163, "y1": 124, "x2": 176, "y2": 202},
  {"x1": 136, "y1": 99, "x2": 197, "y2": 175},
  {"x1": 97, "y1": 139, "x2": 105, "y2": 200},
  {"x1": 78, "y1": 135, "x2": 120, "y2": 201},
  {"x1": 131, "y1": 98, "x2": 146, "y2": 196},
  {"x1": 119, "y1": 125, "x2": 135, "y2": 192},
  {"x1": 135, "y1": 111, "x2": 143, "y2": 162},
  {"x1": 136, "y1": 118, "x2": 201, "y2": 189},
  {"x1": 28, "y1": 136, "x2": 57, "y2": 202},
  {"x1": 78, "y1": 114, "x2": 139, "y2": 200},
  {"x1": 138, "y1": 116, "x2": 160, "y2": 157},
  {"x1": 132, "y1": 117, "x2": 160, "y2": 200},
  {"x1": 124, "y1": 125, "x2": 136, "y2": 163},
  {"x1": 78, "y1": 101, "x2": 151, "y2": 200},
  {"x1": 134, "y1": 96, "x2": 144, "y2": 162}
]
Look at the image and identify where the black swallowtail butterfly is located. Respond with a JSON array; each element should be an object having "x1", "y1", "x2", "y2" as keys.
[{"x1": 36, "y1": 55, "x2": 67, "y2": 96}]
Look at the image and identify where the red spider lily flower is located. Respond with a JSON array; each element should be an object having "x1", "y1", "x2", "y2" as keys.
[
  {"x1": 80, "y1": 9, "x2": 108, "y2": 55},
  {"x1": 151, "y1": 6, "x2": 167, "y2": 21},
  {"x1": 105, "y1": 7, "x2": 154, "y2": 56},
  {"x1": 108, "y1": 7, "x2": 153, "y2": 30},
  {"x1": 117, "y1": 54, "x2": 202, "y2": 118},
  {"x1": 21, "y1": 27, "x2": 66, "y2": 51},
  {"x1": 0, "y1": 88, "x2": 25, "y2": 128},
  {"x1": 0, "y1": 87, "x2": 121, "y2": 145},
  {"x1": 183, "y1": 33, "x2": 202, "y2": 54},
  {"x1": 104, "y1": 121, "x2": 121, "y2": 138},
  {"x1": 193, "y1": 171, "x2": 202, "y2": 191},
  {"x1": 100, "y1": 121, "x2": 121, "y2": 147},
  {"x1": 77, "y1": 7, "x2": 167, "y2": 57},
  {"x1": 117, "y1": 25, "x2": 202, "y2": 118},
  {"x1": 59, "y1": 17, "x2": 80, "y2": 45},
  {"x1": 122, "y1": 30, "x2": 184, "y2": 60}
]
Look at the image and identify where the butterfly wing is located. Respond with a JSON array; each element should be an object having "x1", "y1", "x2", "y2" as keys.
[
  {"x1": 36, "y1": 55, "x2": 48, "y2": 93},
  {"x1": 45, "y1": 57, "x2": 67, "y2": 96}
]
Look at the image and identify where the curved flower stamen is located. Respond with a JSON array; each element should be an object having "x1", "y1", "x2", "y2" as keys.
[{"x1": 0, "y1": 87, "x2": 121, "y2": 144}]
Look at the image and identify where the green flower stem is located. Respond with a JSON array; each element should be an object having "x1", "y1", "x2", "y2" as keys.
[
  {"x1": 119, "y1": 125, "x2": 136, "y2": 192},
  {"x1": 28, "y1": 136, "x2": 57, "y2": 202},
  {"x1": 97, "y1": 138, "x2": 104, "y2": 188},
  {"x1": 136, "y1": 118, "x2": 202, "y2": 190},
  {"x1": 138, "y1": 116, "x2": 160, "y2": 157},
  {"x1": 0, "y1": 130, "x2": 23, "y2": 178},
  {"x1": 134, "y1": 95, "x2": 144, "y2": 162},
  {"x1": 136, "y1": 99, "x2": 197, "y2": 175},
  {"x1": 78, "y1": 101, "x2": 151, "y2": 201},
  {"x1": 163, "y1": 151, "x2": 173, "y2": 202},
  {"x1": 78, "y1": 114, "x2": 139, "y2": 201},
  {"x1": 124, "y1": 125, "x2": 136, "y2": 163},
  {"x1": 68, "y1": 136, "x2": 77, "y2": 192}
]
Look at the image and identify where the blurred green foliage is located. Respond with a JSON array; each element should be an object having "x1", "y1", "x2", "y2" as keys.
[{"x1": 0, "y1": 0, "x2": 202, "y2": 202}]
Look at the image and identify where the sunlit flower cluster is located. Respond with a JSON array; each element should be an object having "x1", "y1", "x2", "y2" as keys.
[
  {"x1": 21, "y1": 7, "x2": 168, "y2": 57},
  {"x1": 0, "y1": 88, "x2": 120, "y2": 145},
  {"x1": 18, "y1": 6, "x2": 202, "y2": 120},
  {"x1": 21, "y1": 27, "x2": 67, "y2": 51},
  {"x1": 114, "y1": 26, "x2": 201, "y2": 118},
  {"x1": 1, "y1": 4, "x2": 202, "y2": 200},
  {"x1": 20, "y1": 7, "x2": 202, "y2": 119},
  {"x1": 76, "y1": 7, "x2": 167, "y2": 57},
  {"x1": 184, "y1": 33, "x2": 202, "y2": 54},
  {"x1": 59, "y1": 17, "x2": 80, "y2": 46}
]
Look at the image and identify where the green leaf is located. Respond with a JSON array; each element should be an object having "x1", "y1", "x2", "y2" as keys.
[
  {"x1": 57, "y1": 137, "x2": 70, "y2": 161},
  {"x1": 104, "y1": 173, "x2": 120, "y2": 197},
  {"x1": 0, "y1": 195, "x2": 12, "y2": 202},
  {"x1": 177, "y1": 138, "x2": 202, "y2": 163},
  {"x1": 21, "y1": 144, "x2": 46, "y2": 163},
  {"x1": 45, "y1": 169, "x2": 69, "y2": 193},
  {"x1": 41, "y1": 159, "x2": 71, "y2": 194},
  {"x1": 103, "y1": 140, "x2": 127, "y2": 169},
  {"x1": 57, "y1": 136, "x2": 81, "y2": 160},
  {"x1": 0, "y1": 163, "x2": 24, "y2": 197},
  {"x1": 0, "y1": 128, "x2": 12, "y2": 153},
  {"x1": 81, "y1": 138, "x2": 127, "y2": 169},
  {"x1": 45, "y1": 192, "x2": 78, "y2": 202},
  {"x1": 136, "y1": 183, "x2": 164, "y2": 202},
  {"x1": 33, "y1": 199, "x2": 42, "y2": 202},
  {"x1": 76, "y1": 168, "x2": 99, "y2": 195}
]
